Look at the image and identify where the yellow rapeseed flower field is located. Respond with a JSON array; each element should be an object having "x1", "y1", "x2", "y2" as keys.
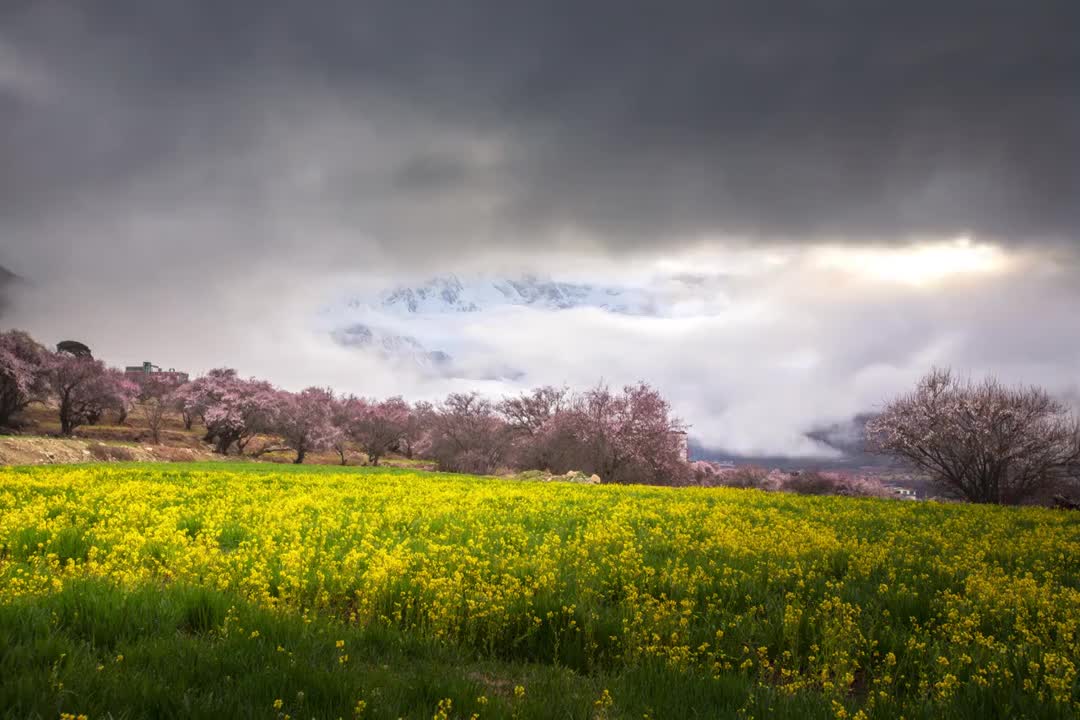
[{"x1": 0, "y1": 462, "x2": 1077, "y2": 719}]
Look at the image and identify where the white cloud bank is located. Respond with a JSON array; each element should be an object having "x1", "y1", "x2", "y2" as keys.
[{"x1": 11, "y1": 238, "x2": 1075, "y2": 459}]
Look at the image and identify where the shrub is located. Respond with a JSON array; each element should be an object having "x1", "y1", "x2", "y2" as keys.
[
  {"x1": 720, "y1": 465, "x2": 771, "y2": 489},
  {"x1": 782, "y1": 471, "x2": 837, "y2": 496}
]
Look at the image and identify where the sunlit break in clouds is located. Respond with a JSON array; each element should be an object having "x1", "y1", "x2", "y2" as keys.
[{"x1": 812, "y1": 237, "x2": 1010, "y2": 287}]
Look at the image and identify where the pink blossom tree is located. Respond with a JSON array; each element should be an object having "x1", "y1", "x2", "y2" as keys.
[
  {"x1": 866, "y1": 368, "x2": 1080, "y2": 504},
  {"x1": 0, "y1": 330, "x2": 50, "y2": 428},
  {"x1": 400, "y1": 400, "x2": 434, "y2": 459},
  {"x1": 327, "y1": 395, "x2": 365, "y2": 465},
  {"x1": 424, "y1": 392, "x2": 510, "y2": 474},
  {"x1": 352, "y1": 396, "x2": 411, "y2": 466},
  {"x1": 136, "y1": 375, "x2": 177, "y2": 444},
  {"x1": 170, "y1": 381, "x2": 202, "y2": 430},
  {"x1": 179, "y1": 368, "x2": 242, "y2": 440},
  {"x1": 616, "y1": 381, "x2": 691, "y2": 485},
  {"x1": 275, "y1": 387, "x2": 338, "y2": 464},
  {"x1": 106, "y1": 369, "x2": 141, "y2": 425},
  {"x1": 197, "y1": 371, "x2": 281, "y2": 454},
  {"x1": 498, "y1": 386, "x2": 568, "y2": 469},
  {"x1": 498, "y1": 385, "x2": 568, "y2": 436},
  {"x1": 542, "y1": 382, "x2": 690, "y2": 485},
  {"x1": 44, "y1": 353, "x2": 119, "y2": 436}
]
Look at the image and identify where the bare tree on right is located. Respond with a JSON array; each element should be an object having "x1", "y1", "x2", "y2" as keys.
[{"x1": 867, "y1": 368, "x2": 1080, "y2": 504}]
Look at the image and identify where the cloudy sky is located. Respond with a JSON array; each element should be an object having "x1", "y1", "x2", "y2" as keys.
[{"x1": 2, "y1": 1, "x2": 1079, "y2": 457}]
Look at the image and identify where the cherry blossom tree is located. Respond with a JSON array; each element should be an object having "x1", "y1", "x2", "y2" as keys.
[
  {"x1": 329, "y1": 395, "x2": 366, "y2": 465},
  {"x1": 276, "y1": 387, "x2": 338, "y2": 464},
  {"x1": 498, "y1": 385, "x2": 567, "y2": 436},
  {"x1": 424, "y1": 392, "x2": 510, "y2": 474},
  {"x1": 538, "y1": 382, "x2": 690, "y2": 485},
  {"x1": 0, "y1": 330, "x2": 50, "y2": 428},
  {"x1": 196, "y1": 371, "x2": 281, "y2": 454},
  {"x1": 106, "y1": 369, "x2": 141, "y2": 425},
  {"x1": 615, "y1": 381, "x2": 691, "y2": 485},
  {"x1": 136, "y1": 375, "x2": 176, "y2": 444},
  {"x1": 400, "y1": 400, "x2": 434, "y2": 459},
  {"x1": 352, "y1": 396, "x2": 411, "y2": 466},
  {"x1": 866, "y1": 368, "x2": 1080, "y2": 504},
  {"x1": 179, "y1": 368, "x2": 241, "y2": 440},
  {"x1": 44, "y1": 353, "x2": 119, "y2": 436},
  {"x1": 416, "y1": 382, "x2": 690, "y2": 482},
  {"x1": 498, "y1": 386, "x2": 568, "y2": 469},
  {"x1": 171, "y1": 381, "x2": 202, "y2": 430}
]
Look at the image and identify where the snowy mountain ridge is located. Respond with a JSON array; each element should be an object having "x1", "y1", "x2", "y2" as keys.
[
  {"x1": 318, "y1": 272, "x2": 723, "y2": 382},
  {"x1": 371, "y1": 274, "x2": 658, "y2": 316}
]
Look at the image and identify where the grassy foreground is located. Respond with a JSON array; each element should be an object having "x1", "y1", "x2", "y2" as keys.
[{"x1": 1, "y1": 463, "x2": 1078, "y2": 719}]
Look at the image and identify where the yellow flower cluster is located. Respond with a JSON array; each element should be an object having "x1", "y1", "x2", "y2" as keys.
[{"x1": 1, "y1": 463, "x2": 1077, "y2": 711}]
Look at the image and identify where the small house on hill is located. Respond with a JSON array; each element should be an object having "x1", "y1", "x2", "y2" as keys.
[{"x1": 124, "y1": 361, "x2": 189, "y2": 387}]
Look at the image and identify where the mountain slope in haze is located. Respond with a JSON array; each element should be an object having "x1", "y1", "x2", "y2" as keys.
[
  {"x1": 0, "y1": 265, "x2": 18, "y2": 318},
  {"x1": 330, "y1": 323, "x2": 455, "y2": 374},
  {"x1": 691, "y1": 414, "x2": 899, "y2": 469}
]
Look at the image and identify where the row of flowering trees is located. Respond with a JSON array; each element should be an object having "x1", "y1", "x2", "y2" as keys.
[
  {"x1": 0, "y1": 330, "x2": 143, "y2": 436},
  {"x1": 0, "y1": 329, "x2": 691, "y2": 483},
  {"x1": 171, "y1": 369, "x2": 691, "y2": 483},
  {"x1": 3, "y1": 329, "x2": 1079, "y2": 498}
]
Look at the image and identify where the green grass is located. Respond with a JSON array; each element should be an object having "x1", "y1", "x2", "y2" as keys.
[
  {"x1": 12, "y1": 582, "x2": 1048, "y2": 720},
  {"x1": 4, "y1": 582, "x2": 1069, "y2": 720},
  {"x1": 0, "y1": 579, "x2": 861, "y2": 720}
]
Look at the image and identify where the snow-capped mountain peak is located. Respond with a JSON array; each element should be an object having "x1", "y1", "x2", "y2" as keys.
[
  {"x1": 317, "y1": 272, "x2": 691, "y2": 382},
  {"x1": 380, "y1": 275, "x2": 482, "y2": 314},
  {"x1": 375, "y1": 274, "x2": 656, "y2": 316}
]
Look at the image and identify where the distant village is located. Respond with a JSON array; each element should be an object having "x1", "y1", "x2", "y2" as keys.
[
  {"x1": 123, "y1": 361, "x2": 190, "y2": 387},
  {"x1": 56, "y1": 339, "x2": 190, "y2": 387}
]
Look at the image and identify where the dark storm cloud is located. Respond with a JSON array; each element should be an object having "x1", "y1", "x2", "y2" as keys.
[{"x1": 2, "y1": 0, "x2": 1078, "y2": 262}]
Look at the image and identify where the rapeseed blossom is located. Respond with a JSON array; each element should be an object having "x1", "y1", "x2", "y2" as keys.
[{"x1": 1, "y1": 463, "x2": 1077, "y2": 712}]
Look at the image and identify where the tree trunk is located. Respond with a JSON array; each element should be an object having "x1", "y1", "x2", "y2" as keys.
[
  {"x1": 59, "y1": 397, "x2": 74, "y2": 436},
  {"x1": 294, "y1": 447, "x2": 306, "y2": 464},
  {"x1": 148, "y1": 416, "x2": 162, "y2": 444}
]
